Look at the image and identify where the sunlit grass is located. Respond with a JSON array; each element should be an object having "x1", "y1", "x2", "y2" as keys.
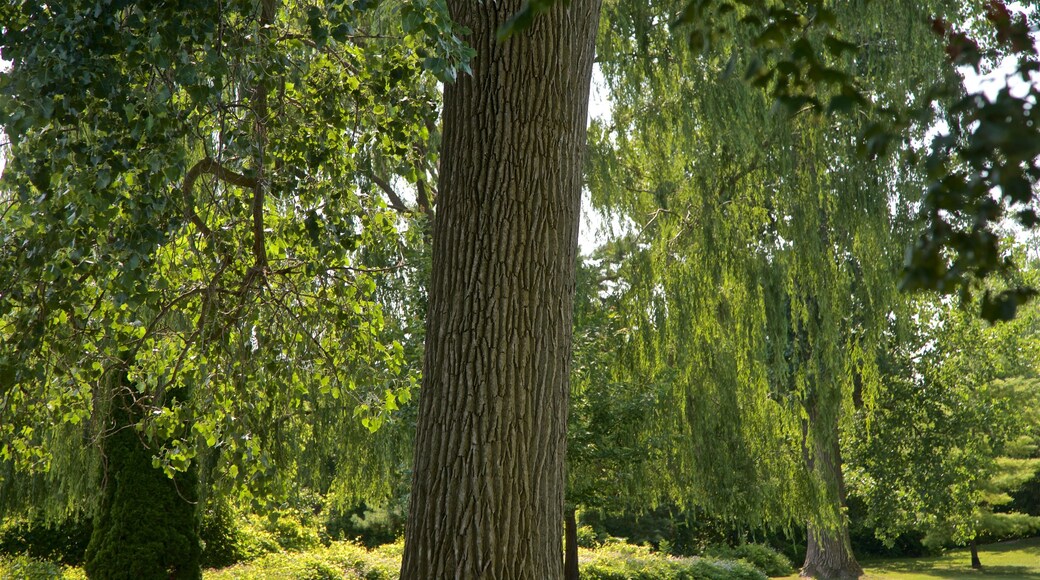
[{"x1": 781, "y1": 537, "x2": 1040, "y2": 579}]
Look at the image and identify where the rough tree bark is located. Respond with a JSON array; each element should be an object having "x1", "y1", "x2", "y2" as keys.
[
  {"x1": 801, "y1": 410, "x2": 862, "y2": 580},
  {"x1": 399, "y1": 0, "x2": 600, "y2": 577}
]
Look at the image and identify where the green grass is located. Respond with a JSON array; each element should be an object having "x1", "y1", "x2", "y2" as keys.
[
  {"x1": 862, "y1": 537, "x2": 1040, "y2": 579},
  {"x1": 5, "y1": 536, "x2": 1039, "y2": 579},
  {"x1": 779, "y1": 537, "x2": 1040, "y2": 579}
]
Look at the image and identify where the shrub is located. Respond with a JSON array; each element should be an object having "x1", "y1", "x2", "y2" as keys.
[
  {"x1": 685, "y1": 558, "x2": 768, "y2": 580},
  {"x1": 324, "y1": 501, "x2": 407, "y2": 548},
  {"x1": 0, "y1": 554, "x2": 86, "y2": 579},
  {"x1": 706, "y1": 543, "x2": 793, "y2": 577},
  {"x1": 203, "y1": 540, "x2": 400, "y2": 579},
  {"x1": 579, "y1": 542, "x2": 767, "y2": 580},
  {"x1": 576, "y1": 524, "x2": 603, "y2": 548},
  {"x1": 0, "y1": 554, "x2": 64, "y2": 580},
  {"x1": 0, "y1": 518, "x2": 92, "y2": 566},
  {"x1": 260, "y1": 511, "x2": 321, "y2": 552},
  {"x1": 200, "y1": 499, "x2": 249, "y2": 568}
]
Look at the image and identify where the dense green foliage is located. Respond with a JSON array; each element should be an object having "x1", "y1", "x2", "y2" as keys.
[
  {"x1": 847, "y1": 296, "x2": 1040, "y2": 555},
  {"x1": 84, "y1": 385, "x2": 200, "y2": 579},
  {"x1": 587, "y1": 0, "x2": 954, "y2": 544},
  {"x1": 0, "y1": 518, "x2": 91, "y2": 567},
  {"x1": 705, "y1": 544, "x2": 793, "y2": 577}
]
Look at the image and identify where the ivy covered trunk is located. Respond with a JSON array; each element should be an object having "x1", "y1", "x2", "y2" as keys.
[
  {"x1": 85, "y1": 374, "x2": 200, "y2": 580},
  {"x1": 801, "y1": 409, "x2": 862, "y2": 580},
  {"x1": 399, "y1": 0, "x2": 600, "y2": 577}
]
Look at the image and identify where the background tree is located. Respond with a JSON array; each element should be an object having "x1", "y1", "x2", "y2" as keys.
[
  {"x1": 586, "y1": 1, "x2": 956, "y2": 578},
  {"x1": 565, "y1": 247, "x2": 673, "y2": 577},
  {"x1": 847, "y1": 290, "x2": 1040, "y2": 570}
]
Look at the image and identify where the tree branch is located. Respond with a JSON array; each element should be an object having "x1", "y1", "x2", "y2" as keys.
[
  {"x1": 369, "y1": 172, "x2": 410, "y2": 214},
  {"x1": 182, "y1": 158, "x2": 258, "y2": 237}
]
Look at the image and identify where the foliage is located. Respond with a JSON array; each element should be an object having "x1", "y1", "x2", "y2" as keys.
[
  {"x1": 846, "y1": 292, "x2": 1040, "y2": 553},
  {"x1": 204, "y1": 540, "x2": 400, "y2": 580},
  {"x1": 0, "y1": 553, "x2": 86, "y2": 580},
  {"x1": 576, "y1": 524, "x2": 604, "y2": 549},
  {"x1": 670, "y1": 0, "x2": 1040, "y2": 319},
  {"x1": 568, "y1": 255, "x2": 671, "y2": 513},
  {"x1": 324, "y1": 500, "x2": 407, "y2": 548},
  {"x1": 199, "y1": 498, "x2": 247, "y2": 569},
  {"x1": 705, "y1": 544, "x2": 792, "y2": 577},
  {"x1": 0, "y1": 0, "x2": 447, "y2": 523},
  {"x1": 0, "y1": 517, "x2": 91, "y2": 567},
  {"x1": 589, "y1": 0, "x2": 953, "y2": 543},
  {"x1": 580, "y1": 541, "x2": 766, "y2": 580}
]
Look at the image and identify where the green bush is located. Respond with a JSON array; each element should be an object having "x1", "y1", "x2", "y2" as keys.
[
  {"x1": 200, "y1": 499, "x2": 249, "y2": 568},
  {"x1": 685, "y1": 558, "x2": 768, "y2": 580},
  {"x1": 203, "y1": 540, "x2": 400, "y2": 579},
  {"x1": 579, "y1": 541, "x2": 767, "y2": 580},
  {"x1": 0, "y1": 554, "x2": 86, "y2": 579},
  {"x1": 324, "y1": 501, "x2": 407, "y2": 548},
  {"x1": 223, "y1": 509, "x2": 322, "y2": 564},
  {"x1": 260, "y1": 511, "x2": 321, "y2": 552},
  {"x1": 576, "y1": 524, "x2": 603, "y2": 548},
  {"x1": 0, "y1": 554, "x2": 64, "y2": 580},
  {"x1": 706, "y1": 543, "x2": 793, "y2": 577},
  {"x1": 0, "y1": 518, "x2": 92, "y2": 566}
]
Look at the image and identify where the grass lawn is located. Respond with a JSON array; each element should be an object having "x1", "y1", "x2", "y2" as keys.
[{"x1": 782, "y1": 537, "x2": 1040, "y2": 579}]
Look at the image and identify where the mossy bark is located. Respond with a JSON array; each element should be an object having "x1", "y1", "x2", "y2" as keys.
[{"x1": 85, "y1": 381, "x2": 200, "y2": 580}]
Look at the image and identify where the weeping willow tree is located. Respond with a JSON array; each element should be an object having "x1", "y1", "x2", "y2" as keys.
[
  {"x1": 587, "y1": 1, "x2": 956, "y2": 577},
  {"x1": 0, "y1": 0, "x2": 459, "y2": 576}
]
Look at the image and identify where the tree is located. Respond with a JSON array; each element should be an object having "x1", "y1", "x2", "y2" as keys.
[
  {"x1": 846, "y1": 295, "x2": 1040, "y2": 570},
  {"x1": 586, "y1": 2, "x2": 955, "y2": 578},
  {"x1": 0, "y1": 1, "x2": 453, "y2": 576},
  {"x1": 398, "y1": 0, "x2": 600, "y2": 576},
  {"x1": 564, "y1": 248, "x2": 673, "y2": 577}
]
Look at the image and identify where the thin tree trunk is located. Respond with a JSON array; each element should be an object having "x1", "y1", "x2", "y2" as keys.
[
  {"x1": 565, "y1": 506, "x2": 580, "y2": 580},
  {"x1": 801, "y1": 407, "x2": 862, "y2": 580},
  {"x1": 399, "y1": 1, "x2": 600, "y2": 578},
  {"x1": 970, "y1": 539, "x2": 982, "y2": 569}
]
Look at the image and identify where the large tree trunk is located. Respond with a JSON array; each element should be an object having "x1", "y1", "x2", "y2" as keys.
[
  {"x1": 970, "y1": 539, "x2": 982, "y2": 569},
  {"x1": 399, "y1": 1, "x2": 600, "y2": 577},
  {"x1": 801, "y1": 408, "x2": 862, "y2": 580},
  {"x1": 802, "y1": 520, "x2": 861, "y2": 580}
]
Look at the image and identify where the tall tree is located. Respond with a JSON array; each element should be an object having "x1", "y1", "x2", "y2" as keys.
[
  {"x1": 399, "y1": 0, "x2": 600, "y2": 576},
  {"x1": 586, "y1": 2, "x2": 953, "y2": 578}
]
